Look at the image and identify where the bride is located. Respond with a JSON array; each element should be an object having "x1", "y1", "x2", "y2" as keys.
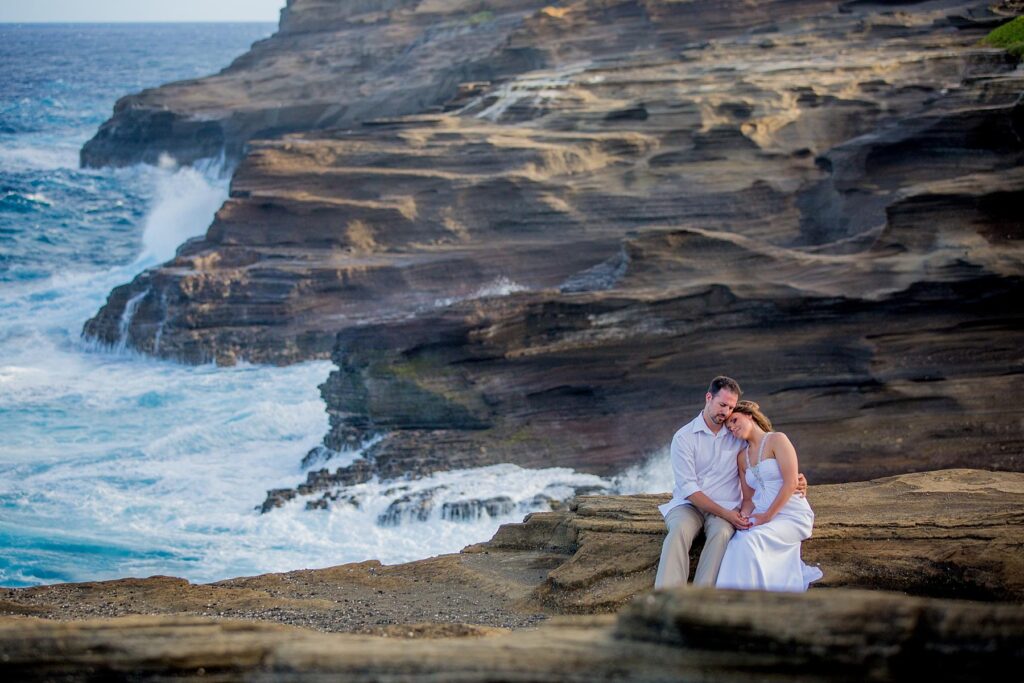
[{"x1": 716, "y1": 400, "x2": 823, "y2": 591}]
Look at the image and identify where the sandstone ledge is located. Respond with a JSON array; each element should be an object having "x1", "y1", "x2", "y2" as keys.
[
  {"x1": 5, "y1": 470, "x2": 1022, "y2": 628},
  {"x1": 484, "y1": 468, "x2": 1024, "y2": 612},
  {"x1": 3, "y1": 469, "x2": 1022, "y2": 678},
  {"x1": 2, "y1": 589, "x2": 1021, "y2": 681}
]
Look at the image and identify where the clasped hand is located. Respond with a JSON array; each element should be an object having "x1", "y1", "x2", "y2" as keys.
[
  {"x1": 726, "y1": 508, "x2": 776, "y2": 530},
  {"x1": 724, "y1": 509, "x2": 751, "y2": 530}
]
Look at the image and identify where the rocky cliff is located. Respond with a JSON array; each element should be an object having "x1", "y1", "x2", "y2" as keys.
[
  {"x1": 82, "y1": 1, "x2": 1024, "y2": 487},
  {"x1": 79, "y1": 0, "x2": 557, "y2": 168},
  {"x1": 3, "y1": 470, "x2": 1023, "y2": 680}
]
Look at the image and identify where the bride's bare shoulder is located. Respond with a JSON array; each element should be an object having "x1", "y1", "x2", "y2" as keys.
[{"x1": 770, "y1": 431, "x2": 797, "y2": 453}]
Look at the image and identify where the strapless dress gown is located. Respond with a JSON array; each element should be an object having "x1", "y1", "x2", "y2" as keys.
[{"x1": 716, "y1": 451, "x2": 823, "y2": 592}]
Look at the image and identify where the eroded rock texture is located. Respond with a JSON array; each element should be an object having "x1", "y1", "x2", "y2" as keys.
[
  {"x1": 4, "y1": 590, "x2": 1022, "y2": 682},
  {"x1": 6, "y1": 470, "x2": 1023, "y2": 628},
  {"x1": 83, "y1": 1, "x2": 1024, "y2": 483},
  {"x1": 79, "y1": 0, "x2": 556, "y2": 168},
  {"x1": 3, "y1": 471, "x2": 1023, "y2": 681},
  {"x1": 485, "y1": 468, "x2": 1024, "y2": 610}
]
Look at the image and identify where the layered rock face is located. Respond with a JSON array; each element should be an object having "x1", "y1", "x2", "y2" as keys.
[
  {"x1": 83, "y1": 1, "x2": 1023, "y2": 487},
  {"x1": 4, "y1": 471, "x2": 1023, "y2": 680},
  {"x1": 79, "y1": 0, "x2": 557, "y2": 168}
]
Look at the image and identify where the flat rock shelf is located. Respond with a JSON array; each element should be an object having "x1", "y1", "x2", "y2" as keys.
[{"x1": 3, "y1": 470, "x2": 1023, "y2": 680}]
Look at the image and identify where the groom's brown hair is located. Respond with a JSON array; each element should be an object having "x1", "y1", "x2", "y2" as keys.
[{"x1": 708, "y1": 376, "x2": 742, "y2": 398}]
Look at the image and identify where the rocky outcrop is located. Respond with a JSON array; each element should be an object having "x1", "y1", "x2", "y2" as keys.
[
  {"x1": 82, "y1": 2, "x2": 1023, "y2": 489},
  {"x1": 84, "y1": 0, "x2": 1023, "y2": 361},
  {"x1": 2, "y1": 470, "x2": 1022, "y2": 680},
  {"x1": 79, "y1": 0, "x2": 557, "y2": 168},
  {"x1": 82, "y1": 0, "x2": 884, "y2": 170},
  {"x1": 614, "y1": 587, "x2": 1024, "y2": 682},
  {"x1": 309, "y1": 273, "x2": 1023, "y2": 488},
  {"x1": 485, "y1": 468, "x2": 1024, "y2": 611},
  {"x1": 6, "y1": 470, "x2": 1023, "y2": 630},
  {"x1": 4, "y1": 589, "x2": 1022, "y2": 681}
]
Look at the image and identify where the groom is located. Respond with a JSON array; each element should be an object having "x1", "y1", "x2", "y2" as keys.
[{"x1": 654, "y1": 376, "x2": 805, "y2": 588}]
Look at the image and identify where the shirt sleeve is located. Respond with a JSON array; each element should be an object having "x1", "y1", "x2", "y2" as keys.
[{"x1": 671, "y1": 430, "x2": 701, "y2": 501}]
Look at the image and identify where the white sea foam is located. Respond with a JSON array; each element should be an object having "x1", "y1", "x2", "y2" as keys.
[
  {"x1": 139, "y1": 156, "x2": 229, "y2": 263},
  {"x1": 0, "y1": 141, "x2": 79, "y2": 171},
  {"x1": 611, "y1": 446, "x2": 673, "y2": 494},
  {"x1": 0, "y1": 342, "x2": 336, "y2": 583},
  {"x1": 245, "y1": 463, "x2": 609, "y2": 573},
  {"x1": 22, "y1": 192, "x2": 53, "y2": 206},
  {"x1": 0, "y1": 343, "x2": 617, "y2": 583}
]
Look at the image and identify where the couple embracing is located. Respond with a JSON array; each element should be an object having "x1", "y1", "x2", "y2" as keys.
[{"x1": 655, "y1": 376, "x2": 823, "y2": 591}]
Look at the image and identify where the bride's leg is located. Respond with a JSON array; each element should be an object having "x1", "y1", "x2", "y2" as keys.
[
  {"x1": 716, "y1": 531, "x2": 763, "y2": 590},
  {"x1": 736, "y1": 518, "x2": 815, "y2": 591}
]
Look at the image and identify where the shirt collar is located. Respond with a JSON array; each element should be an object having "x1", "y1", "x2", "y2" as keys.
[{"x1": 691, "y1": 413, "x2": 716, "y2": 436}]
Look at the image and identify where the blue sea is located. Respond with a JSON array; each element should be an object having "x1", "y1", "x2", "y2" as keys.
[{"x1": 0, "y1": 24, "x2": 664, "y2": 587}]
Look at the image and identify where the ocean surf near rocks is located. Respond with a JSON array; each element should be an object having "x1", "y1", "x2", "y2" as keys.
[{"x1": 4, "y1": 0, "x2": 1024, "y2": 678}]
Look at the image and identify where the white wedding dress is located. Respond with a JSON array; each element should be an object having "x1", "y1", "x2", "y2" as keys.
[{"x1": 716, "y1": 433, "x2": 823, "y2": 592}]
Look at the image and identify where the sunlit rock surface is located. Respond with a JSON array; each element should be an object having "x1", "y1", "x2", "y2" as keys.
[
  {"x1": 79, "y1": 0, "x2": 556, "y2": 168},
  {"x1": 4, "y1": 470, "x2": 1022, "y2": 680}
]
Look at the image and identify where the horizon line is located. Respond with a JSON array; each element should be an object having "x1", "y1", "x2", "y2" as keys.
[{"x1": 0, "y1": 20, "x2": 280, "y2": 25}]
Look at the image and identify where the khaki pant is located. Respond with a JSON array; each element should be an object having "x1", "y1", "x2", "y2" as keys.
[{"x1": 654, "y1": 504, "x2": 736, "y2": 588}]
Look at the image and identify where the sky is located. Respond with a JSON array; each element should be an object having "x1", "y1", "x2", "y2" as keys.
[{"x1": 0, "y1": 0, "x2": 287, "y2": 23}]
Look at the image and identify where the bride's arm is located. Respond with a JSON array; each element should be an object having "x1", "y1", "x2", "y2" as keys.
[
  {"x1": 751, "y1": 433, "x2": 799, "y2": 526},
  {"x1": 737, "y1": 450, "x2": 755, "y2": 518}
]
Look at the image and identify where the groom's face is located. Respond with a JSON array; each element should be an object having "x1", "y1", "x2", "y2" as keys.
[{"x1": 704, "y1": 388, "x2": 739, "y2": 425}]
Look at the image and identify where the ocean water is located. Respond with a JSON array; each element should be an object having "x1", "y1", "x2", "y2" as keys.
[{"x1": 0, "y1": 24, "x2": 669, "y2": 588}]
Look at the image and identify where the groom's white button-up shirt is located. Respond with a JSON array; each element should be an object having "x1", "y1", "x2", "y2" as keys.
[{"x1": 658, "y1": 413, "x2": 744, "y2": 517}]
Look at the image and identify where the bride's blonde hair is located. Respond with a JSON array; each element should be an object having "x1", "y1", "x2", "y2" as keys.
[{"x1": 733, "y1": 400, "x2": 772, "y2": 432}]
